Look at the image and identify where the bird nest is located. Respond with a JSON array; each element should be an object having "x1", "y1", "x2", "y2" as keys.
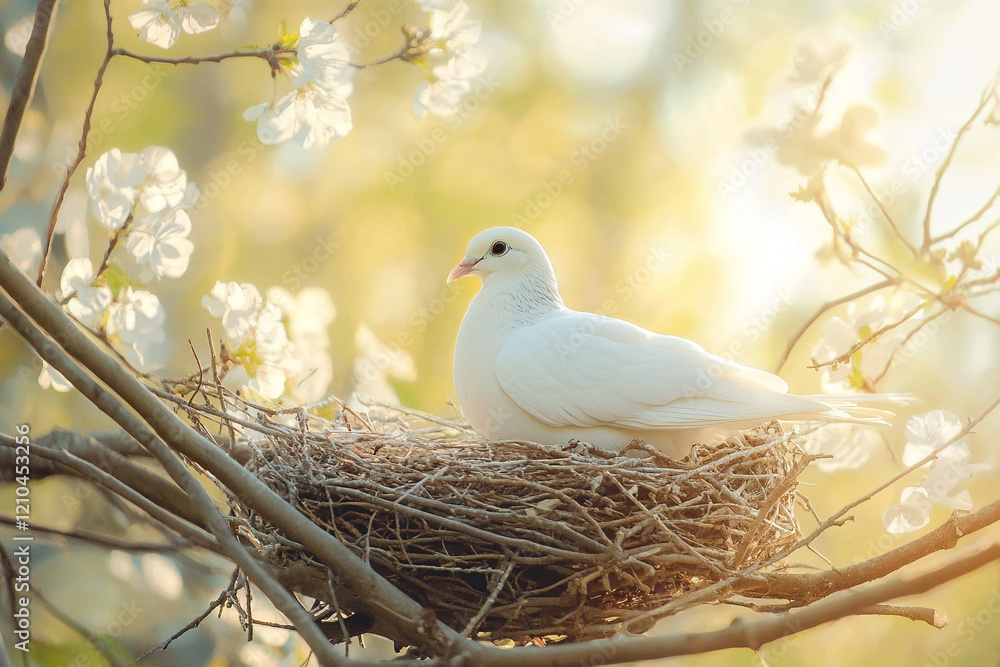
[{"x1": 225, "y1": 404, "x2": 806, "y2": 643}]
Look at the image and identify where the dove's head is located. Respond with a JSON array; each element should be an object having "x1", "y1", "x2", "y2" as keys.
[{"x1": 448, "y1": 227, "x2": 559, "y2": 289}]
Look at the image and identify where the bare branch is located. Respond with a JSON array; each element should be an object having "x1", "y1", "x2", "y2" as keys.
[
  {"x1": 930, "y1": 183, "x2": 1000, "y2": 246},
  {"x1": 38, "y1": 0, "x2": 114, "y2": 286},
  {"x1": 0, "y1": 0, "x2": 58, "y2": 191},
  {"x1": 0, "y1": 283, "x2": 350, "y2": 665},
  {"x1": 847, "y1": 164, "x2": 920, "y2": 257},
  {"x1": 774, "y1": 278, "x2": 892, "y2": 373},
  {"x1": 0, "y1": 250, "x2": 479, "y2": 656},
  {"x1": 921, "y1": 72, "x2": 1000, "y2": 251}
]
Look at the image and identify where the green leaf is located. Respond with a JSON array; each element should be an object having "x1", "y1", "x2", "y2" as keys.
[
  {"x1": 790, "y1": 185, "x2": 815, "y2": 203},
  {"x1": 102, "y1": 264, "x2": 143, "y2": 294}
]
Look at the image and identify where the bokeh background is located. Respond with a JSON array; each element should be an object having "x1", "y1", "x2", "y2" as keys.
[{"x1": 1, "y1": 0, "x2": 1000, "y2": 664}]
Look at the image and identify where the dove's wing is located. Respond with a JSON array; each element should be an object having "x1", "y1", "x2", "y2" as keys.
[{"x1": 495, "y1": 310, "x2": 826, "y2": 430}]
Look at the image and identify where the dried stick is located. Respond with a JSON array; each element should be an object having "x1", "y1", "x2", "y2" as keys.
[
  {"x1": 921, "y1": 72, "x2": 1000, "y2": 251},
  {"x1": 0, "y1": 285, "x2": 350, "y2": 666},
  {"x1": 38, "y1": 0, "x2": 114, "y2": 286},
  {"x1": 0, "y1": 0, "x2": 58, "y2": 191},
  {"x1": 773, "y1": 278, "x2": 892, "y2": 373},
  {"x1": 0, "y1": 249, "x2": 477, "y2": 657}
]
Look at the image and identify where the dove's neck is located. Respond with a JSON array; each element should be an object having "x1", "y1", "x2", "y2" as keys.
[{"x1": 473, "y1": 272, "x2": 565, "y2": 332}]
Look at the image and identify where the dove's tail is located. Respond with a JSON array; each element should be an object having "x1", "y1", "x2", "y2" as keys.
[{"x1": 804, "y1": 393, "x2": 914, "y2": 426}]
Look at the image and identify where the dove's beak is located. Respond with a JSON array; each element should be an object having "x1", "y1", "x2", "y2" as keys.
[{"x1": 447, "y1": 256, "x2": 481, "y2": 282}]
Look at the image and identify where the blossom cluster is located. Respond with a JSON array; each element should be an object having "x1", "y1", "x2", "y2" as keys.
[
  {"x1": 38, "y1": 146, "x2": 198, "y2": 391},
  {"x1": 882, "y1": 411, "x2": 988, "y2": 533},
  {"x1": 202, "y1": 281, "x2": 336, "y2": 402},
  {"x1": 411, "y1": 2, "x2": 488, "y2": 119},
  {"x1": 244, "y1": 18, "x2": 355, "y2": 149},
  {"x1": 810, "y1": 291, "x2": 922, "y2": 393},
  {"x1": 128, "y1": 0, "x2": 221, "y2": 50}
]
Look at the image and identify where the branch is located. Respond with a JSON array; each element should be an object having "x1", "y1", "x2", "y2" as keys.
[
  {"x1": 0, "y1": 285, "x2": 350, "y2": 666},
  {"x1": 0, "y1": 250, "x2": 479, "y2": 657},
  {"x1": 336, "y1": 533, "x2": 1000, "y2": 667},
  {"x1": 0, "y1": 430, "x2": 202, "y2": 527},
  {"x1": 921, "y1": 71, "x2": 1000, "y2": 251},
  {"x1": 0, "y1": 0, "x2": 58, "y2": 191},
  {"x1": 847, "y1": 164, "x2": 920, "y2": 257},
  {"x1": 110, "y1": 45, "x2": 290, "y2": 70},
  {"x1": 774, "y1": 278, "x2": 893, "y2": 373},
  {"x1": 38, "y1": 0, "x2": 114, "y2": 287}
]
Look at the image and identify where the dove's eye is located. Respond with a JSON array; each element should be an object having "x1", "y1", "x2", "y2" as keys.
[{"x1": 490, "y1": 241, "x2": 508, "y2": 256}]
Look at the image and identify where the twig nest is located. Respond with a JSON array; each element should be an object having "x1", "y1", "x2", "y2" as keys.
[{"x1": 233, "y1": 417, "x2": 803, "y2": 642}]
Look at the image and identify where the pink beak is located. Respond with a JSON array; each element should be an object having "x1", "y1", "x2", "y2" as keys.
[{"x1": 447, "y1": 256, "x2": 481, "y2": 282}]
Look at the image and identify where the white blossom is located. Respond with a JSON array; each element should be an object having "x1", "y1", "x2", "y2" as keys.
[
  {"x1": 293, "y1": 19, "x2": 351, "y2": 90},
  {"x1": 38, "y1": 362, "x2": 73, "y2": 393},
  {"x1": 901, "y1": 410, "x2": 964, "y2": 466},
  {"x1": 244, "y1": 81, "x2": 353, "y2": 149},
  {"x1": 126, "y1": 208, "x2": 194, "y2": 280},
  {"x1": 247, "y1": 304, "x2": 302, "y2": 400},
  {"x1": 202, "y1": 281, "x2": 262, "y2": 342},
  {"x1": 429, "y1": 2, "x2": 481, "y2": 52},
  {"x1": 128, "y1": 0, "x2": 219, "y2": 50},
  {"x1": 412, "y1": 51, "x2": 487, "y2": 118},
  {"x1": 137, "y1": 146, "x2": 188, "y2": 213},
  {"x1": 86, "y1": 149, "x2": 144, "y2": 230},
  {"x1": 243, "y1": 17, "x2": 355, "y2": 149},
  {"x1": 268, "y1": 287, "x2": 336, "y2": 403},
  {"x1": 0, "y1": 227, "x2": 41, "y2": 274},
  {"x1": 882, "y1": 409, "x2": 988, "y2": 534},
  {"x1": 106, "y1": 288, "x2": 167, "y2": 371},
  {"x1": 412, "y1": 2, "x2": 488, "y2": 119},
  {"x1": 60, "y1": 258, "x2": 112, "y2": 327},
  {"x1": 883, "y1": 487, "x2": 932, "y2": 534},
  {"x1": 811, "y1": 293, "x2": 921, "y2": 393}
]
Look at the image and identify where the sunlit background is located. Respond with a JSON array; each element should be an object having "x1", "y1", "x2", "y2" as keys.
[{"x1": 2, "y1": 0, "x2": 1000, "y2": 664}]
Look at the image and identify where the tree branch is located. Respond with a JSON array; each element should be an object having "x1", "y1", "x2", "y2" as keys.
[
  {"x1": 0, "y1": 283, "x2": 350, "y2": 666},
  {"x1": 38, "y1": 0, "x2": 114, "y2": 286},
  {"x1": 0, "y1": 249, "x2": 480, "y2": 657},
  {"x1": 0, "y1": 0, "x2": 58, "y2": 191}
]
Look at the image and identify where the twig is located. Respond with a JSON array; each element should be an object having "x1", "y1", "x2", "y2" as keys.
[
  {"x1": 461, "y1": 555, "x2": 517, "y2": 637},
  {"x1": 808, "y1": 303, "x2": 925, "y2": 370},
  {"x1": 110, "y1": 45, "x2": 290, "y2": 71},
  {"x1": 34, "y1": 587, "x2": 127, "y2": 666},
  {"x1": 38, "y1": 0, "x2": 114, "y2": 287},
  {"x1": 0, "y1": 285, "x2": 350, "y2": 666},
  {"x1": 332, "y1": 0, "x2": 363, "y2": 22},
  {"x1": 921, "y1": 72, "x2": 1000, "y2": 252},
  {"x1": 847, "y1": 164, "x2": 920, "y2": 257},
  {"x1": 0, "y1": 250, "x2": 477, "y2": 657},
  {"x1": 0, "y1": 0, "x2": 58, "y2": 191},
  {"x1": 137, "y1": 569, "x2": 243, "y2": 660},
  {"x1": 774, "y1": 279, "x2": 892, "y2": 373},
  {"x1": 855, "y1": 604, "x2": 946, "y2": 628},
  {"x1": 930, "y1": 183, "x2": 1000, "y2": 246}
]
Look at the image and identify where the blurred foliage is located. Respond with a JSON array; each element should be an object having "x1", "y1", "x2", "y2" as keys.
[{"x1": 1, "y1": 0, "x2": 1000, "y2": 665}]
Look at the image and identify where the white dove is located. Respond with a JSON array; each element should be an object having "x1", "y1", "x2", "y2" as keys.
[{"x1": 449, "y1": 226, "x2": 894, "y2": 458}]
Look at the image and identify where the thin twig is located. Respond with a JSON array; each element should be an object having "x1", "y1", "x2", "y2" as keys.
[
  {"x1": 38, "y1": 0, "x2": 114, "y2": 287},
  {"x1": 921, "y1": 72, "x2": 1000, "y2": 251},
  {"x1": 774, "y1": 279, "x2": 893, "y2": 373},
  {"x1": 847, "y1": 164, "x2": 920, "y2": 257}
]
